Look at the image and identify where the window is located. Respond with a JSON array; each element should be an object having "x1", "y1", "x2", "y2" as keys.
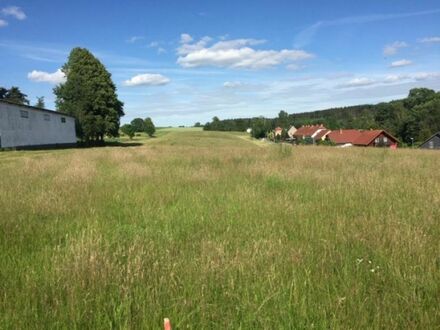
[
  {"x1": 61, "y1": 117, "x2": 66, "y2": 123},
  {"x1": 44, "y1": 114, "x2": 50, "y2": 121},
  {"x1": 383, "y1": 137, "x2": 388, "y2": 143},
  {"x1": 20, "y1": 110, "x2": 29, "y2": 118},
  {"x1": 429, "y1": 141, "x2": 434, "y2": 149},
  {"x1": 375, "y1": 138, "x2": 379, "y2": 144}
]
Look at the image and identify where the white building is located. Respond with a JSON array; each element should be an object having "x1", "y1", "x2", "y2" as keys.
[{"x1": 0, "y1": 100, "x2": 76, "y2": 148}]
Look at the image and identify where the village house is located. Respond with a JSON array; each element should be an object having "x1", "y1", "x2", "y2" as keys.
[
  {"x1": 419, "y1": 132, "x2": 440, "y2": 150},
  {"x1": 0, "y1": 100, "x2": 77, "y2": 149},
  {"x1": 327, "y1": 129, "x2": 398, "y2": 148},
  {"x1": 274, "y1": 126, "x2": 283, "y2": 137},
  {"x1": 287, "y1": 125, "x2": 297, "y2": 138},
  {"x1": 292, "y1": 124, "x2": 331, "y2": 143}
]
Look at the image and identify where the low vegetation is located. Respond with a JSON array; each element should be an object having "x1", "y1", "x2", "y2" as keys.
[{"x1": 0, "y1": 129, "x2": 439, "y2": 328}]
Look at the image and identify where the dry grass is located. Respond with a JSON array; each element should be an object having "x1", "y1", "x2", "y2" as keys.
[{"x1": 0, "y1": 129, "x2": 439, "y2": 329}]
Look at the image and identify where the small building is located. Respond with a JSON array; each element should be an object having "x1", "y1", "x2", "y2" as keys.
[
  {"x1": 287, "y1": 125, "x2": 297, "y2": 138},
  {"x1": 0, "y1": 100, "x2": 76, "y2": 149},
  {"x1": 292, "y1": 124, "x2": 329, "y2": 143},
  {"x1": 420, "y1": 132, "x2": 440, "y2": 150},
  {"x1": 327, "y1": 129, "x2": 398, "y2": 148},
  {"x1": 274, "y1": 126, "x2": 283, "y2": 137}
]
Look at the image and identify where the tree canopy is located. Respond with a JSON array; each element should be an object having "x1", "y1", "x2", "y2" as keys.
[
  {"x1": 54, "y1": 47, "x2": 124, "y2": 143},
  {"x1": 144, "y1": 117, "x2": 156, "y2": 137},
  {"x1": 120, "y1": 124, "x2": 135, "y2": 139},
  {"x1": 0, "y1": 86, "x2": 29, "y2": 105},
  {"x1": 130, "y1": 118, "x2": 147, "y2": 132}
]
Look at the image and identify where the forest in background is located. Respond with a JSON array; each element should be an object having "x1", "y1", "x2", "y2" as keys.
[{"x1": 203, "y1": 88, "x2": 440, "y2": 144}]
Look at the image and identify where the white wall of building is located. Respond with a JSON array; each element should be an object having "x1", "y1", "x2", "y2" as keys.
[{"x1": 0, "y1": 101, "x2": 76, "y2": 148}]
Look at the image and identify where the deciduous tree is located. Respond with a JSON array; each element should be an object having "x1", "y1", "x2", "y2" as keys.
[
  {"x1": 144, "y1": 117, "x2": 156, "y2": 137},
  {"x1": 54, "y1": 47, "x2": 124, "y2": 143}
]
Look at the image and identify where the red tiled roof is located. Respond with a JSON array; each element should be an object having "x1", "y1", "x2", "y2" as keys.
[
  {"x1": 293, "y1": 125, "x2": 326, "y2": 138},
  {"x1": 314, "y1": 129, "x2": 331, "y2": 140},
  {"x1": 328, "y1": 129, "x2": 399, "y2": 146},
  {"x1": 327, "y1": 129, "x2": 362, "y2": 144}
]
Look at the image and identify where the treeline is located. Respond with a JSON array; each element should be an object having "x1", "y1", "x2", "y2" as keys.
[
  {"x1": 0, "y1": 86, "x2": 45, "y2": 108},
  {"x1": 203, "y1": 88, "x2": 440, "y2": 143}
]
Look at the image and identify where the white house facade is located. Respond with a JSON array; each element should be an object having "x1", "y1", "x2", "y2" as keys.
[{"x1": 0, "y1": 100, "x2": 76, "y2": 148}]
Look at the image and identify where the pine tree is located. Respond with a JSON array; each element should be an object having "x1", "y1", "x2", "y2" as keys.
[
  {"x1": 2, "y1": 86, "x2": 29, "y2": 105},
  {"x1": 35, "y1": 96, "x2": 45, "y2": 108},
  {"x1": 54, "y1": 48, "x2": 124, "y2": 143}
]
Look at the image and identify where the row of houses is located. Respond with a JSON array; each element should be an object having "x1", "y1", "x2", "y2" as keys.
[{"x1": 274, "y1": 124, "x2": 440, "y2": 149}]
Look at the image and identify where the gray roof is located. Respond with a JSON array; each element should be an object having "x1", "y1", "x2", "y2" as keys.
[{"x1": 0, "y1": 99, "x2": 76, "y2": 119}]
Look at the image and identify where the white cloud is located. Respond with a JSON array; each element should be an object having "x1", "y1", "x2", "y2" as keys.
[
  {"x1": 413, "y1": 72, "x2": 440, "y2": 80},
  {"x1": 148, "y1": 41, "x2": 167, "y2": 54},
  {"x1": 0, "y1": 19, "x2": 7, "y2": 27},
  {"x1": 418, "y1": 36, "x2": 440, "y2": 44},
  {"x1": 123, "y1": 73, "x2": 170, "y2": 87},
  {"x1": 390, "y1": 59, "x2": 413, "y2": 68},
  {"x1": 27, "y1": 69, "x2": 66, "y2": 84},
  {"x1": 338, "y1": 71, "x2": 440, "y2": 88},
  {"x1": 383, "y1": 41, "x2": 408, "y2": 56},
  {"x1": 338, "y1": 77, "x2": 376, "y2": 88},
  {"x1": 126, "y1": 36, "x2": 144, "y2": 43},
  {"x1": 177, "y1": 36, "x2": 314, "y2": 69},
  {"x1": 2, "y1": 6, "x2": 26, "y2": 20},
  {"x1": 384, "y1": 74, "x2": 408, "y2": 83},
  {"x1": 180, "y1": 33, "x2": 193, "y2": 44},
  {"x1": 223, "y1": 81, "x2": 242, "y2": 88}
]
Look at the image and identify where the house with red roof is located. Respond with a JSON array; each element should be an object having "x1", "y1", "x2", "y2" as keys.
[
  {"x1": 274, "y1": 127, "x2": 283, "y2": 137},
  {"x1": 327, "y1": 129, "x2": 398, "y2": 148},
  {"x1": 292, "y1": 124, "x2": 331, "y2": 143}
]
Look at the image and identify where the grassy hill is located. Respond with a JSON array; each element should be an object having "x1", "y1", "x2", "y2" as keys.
[{"x1": 1, "y1": 129, "x2": 439, "y2": 328}]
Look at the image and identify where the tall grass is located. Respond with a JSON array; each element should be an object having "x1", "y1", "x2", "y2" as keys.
[{"x1": 0, "y1": 129, "x2": 439, "y2": 328}]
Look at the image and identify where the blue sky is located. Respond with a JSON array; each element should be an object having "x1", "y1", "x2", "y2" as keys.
[{"x1": 1, "y1": 0, "x2": 439, "y2": 126}]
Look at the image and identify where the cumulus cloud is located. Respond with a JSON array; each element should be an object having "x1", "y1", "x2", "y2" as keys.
[
  {"x1": 223, "y1": 81, "x2": 242, "y2": 88},
  {"x1": 0, "y1": 19, "x2": 7, "y2": 27},
  {"x1": 418, "y1": 36, "x2": 440, "y2": 44},
  {"x1": 177, "y1": 35, "x2": 314, "y2": 69},
  {"x1": 27, "y1": 69, "x2": 66, "y2": 84},
  {"x1": 383, "y1": 41, "x2": 408, "y2": 56},
  {"x1": 180, "y1": 33, "x2": 193, "y2": 44},
  {"x1": 337, "y1": 77, "x2": 376, "y2": 88},
  {"x1": 2, "y1": 6, "x2": 26, "y2": 20},
  {"x1": 123, "y1": 73, "x2": 170, "y2": 87},
  {"x1": 390, "y1": 59, "x2": 413, "y2": 68}
]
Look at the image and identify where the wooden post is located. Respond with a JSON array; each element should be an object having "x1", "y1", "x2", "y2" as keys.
[{"x1": 164, "y1": 318, "x2": 171, "y2": 330}]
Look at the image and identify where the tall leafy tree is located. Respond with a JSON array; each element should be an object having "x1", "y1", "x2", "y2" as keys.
[
  {"x1": 54, "y1": 47, "x2": 124, "y2": 143},
  {"x1": 144, "y1": 117, "x2": 156, "y2": 137},
  {"x1": 35, "y1": 96, "x2": 45, "y2": 108},
  {"x1": 131, "y1": 118, "x2": 147, "y2": 132}
]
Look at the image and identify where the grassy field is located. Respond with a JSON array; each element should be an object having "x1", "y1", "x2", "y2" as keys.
[{"x1": 0, "y1": 128, "x2": 439, "y2": 329}]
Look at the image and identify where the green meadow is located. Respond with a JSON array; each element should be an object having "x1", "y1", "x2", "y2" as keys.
[{"x1": 0, "y1": 128, "x2": 439, "y2": 329}]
